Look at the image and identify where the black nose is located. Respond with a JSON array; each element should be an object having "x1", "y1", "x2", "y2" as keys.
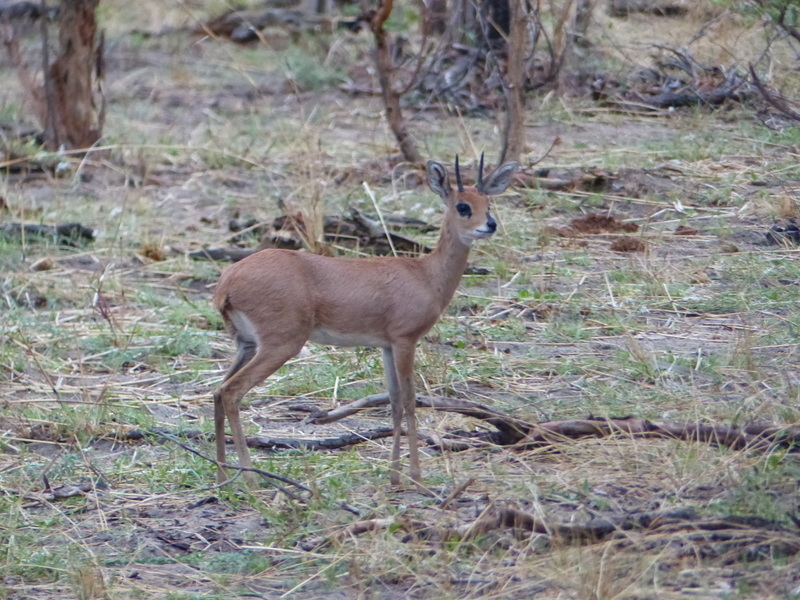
[{"x1": 486, "y1": 215, "x2": 497, "y2": 232}]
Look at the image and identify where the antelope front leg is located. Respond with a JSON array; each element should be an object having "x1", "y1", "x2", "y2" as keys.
[
  {"x1": 382, "y1": 347, "x2": 404, "y2": 486},
  {"x1": 390, "y1": 342, "x2": 422, "y2": 485}
]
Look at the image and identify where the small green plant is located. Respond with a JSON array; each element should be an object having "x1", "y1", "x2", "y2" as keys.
[{"x1": 282, "y1": 46, "x2": 346, "y2": 92}]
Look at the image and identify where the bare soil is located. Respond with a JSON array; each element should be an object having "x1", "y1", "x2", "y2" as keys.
[{"x1": 2, "y1": 4, "x2": 800, "y2": 600}]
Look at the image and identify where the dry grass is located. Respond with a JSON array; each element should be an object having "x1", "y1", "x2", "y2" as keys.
[{"x1": 1, "y1": 1, "x2": 800, "y2": 599}]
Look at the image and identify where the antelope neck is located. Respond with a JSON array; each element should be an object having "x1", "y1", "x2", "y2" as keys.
[{"x1": 421, "y1": 214, "x2": 472, "y2": 311}]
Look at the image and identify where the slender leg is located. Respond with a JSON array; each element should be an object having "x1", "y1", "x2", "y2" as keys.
[
  {"x1": 214, "y1": 338, "x2": 257, "y2": 484},
  {"x1": 390, "y1": 341, "x2": 422, "y2": 485},
  {"x1": 214, "y1": 389, "x2": 228, "y2": 483},
  {"x1": 215, "y1": 342, "x2": 302, "y2": 484},
  {"x1": 382, "y1": 346, "x2": 404, "y2": 486}
]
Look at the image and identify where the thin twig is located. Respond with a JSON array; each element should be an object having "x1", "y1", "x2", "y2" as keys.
[
  {"x1": 749, "y1": 64, "x2": 800, "y2": 122},
  {"x1": 154, "y1": 431, "x2": 361, "y2": 515},
  {"x1": 439, "y1": 477, "x2": 475, "y2": 510},
  {"x1": 529, "y1": 136, "x2": 560, "y2": 168},
  {"x1": 16, "y1": 330, "x2": 61, "y2": 400},
  {"x1": 363, "y1": 181, "x2": 397, "y2": 256},
  {"x1": 152, "y1": 431, "x2": 309, "y2": 499}
]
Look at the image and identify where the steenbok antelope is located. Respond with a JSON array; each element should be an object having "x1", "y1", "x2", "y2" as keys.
[{"x1": 212, "y1": 155, "x2": 517, "y2": 487}]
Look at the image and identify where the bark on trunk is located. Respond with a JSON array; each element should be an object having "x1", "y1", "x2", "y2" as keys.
[
  {"x1": 370, "y1": 0, "x2": 422, "y2": 164},
  {"x1": 499, "y1": 0, "x2": 526, "y2": 164},
  {"x1": 46, "y1": 0, "x2": 103, "y2": 150}
]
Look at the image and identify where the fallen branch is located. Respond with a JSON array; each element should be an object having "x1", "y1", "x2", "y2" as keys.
[
  {"x1": 190, "y1": 211, "x2": 432, "y2": 262},
  {"x1": 121, "y1": 425, "x2": 395, "y2": 453},
  {"x1": 458, "y1": 505, "x2": 697, "y2": 541},
  {"x1": 5, "y1": 481, "x2": 96, "y2": 505},
  {"x1": 416, "y1": 395, "x2": 531, "y2": 443},
  {"x1": 303, "y1": 393, "x2": 392, "y2": 424},
  {"x1": 303, "y1": 503, "x2": 800, "y2": 553},
  {"x1": 640, "y1": 86, "x2": 747, "y2": 109},
  {"x1": 592, "y1": 59, "x2": 751, "y2": 113},
  {"x1": 0, "y1": 1, "x2": 52, "y2": 20},
  {"x1": 1, "y1": 222, "x2": 95, "y2": 244},
  {"x1": 120, "y1": 409, "x2": 800, "y2": 471},
  {"x1": 607, "y1": 0, "x2": 689, "y2": 17},
  {"x1": 187, "y1": 247, "x2": 255, "y2": 262},
  {"x1": 522, "y1": 418, "x2": 800, "y2": 452},
  {"x1": 454, "y1": 505, "x2": 800, "y2": 549},
  {"x1": 247, "y1": 427, "x2": 396, "y2": 451},
  {"x1": 301, "y1": 516, "x2": 429, "y2": 550},
  {"x1": 305, "y1": 392, "x2": 532, "y2": 443},
  {"x1": 301, "y1": 394, "x2": 800, "y2": 453},
  {"x1": 196, "y1": 8, "x2": 304, "y2": 43}
]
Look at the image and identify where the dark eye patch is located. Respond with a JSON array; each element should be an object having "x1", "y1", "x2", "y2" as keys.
[{"x1": 456, "y1": 202, "x2": 472, "y2": 217}]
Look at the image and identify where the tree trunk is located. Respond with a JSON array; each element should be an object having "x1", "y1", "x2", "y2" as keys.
[
  {"x1": 499, "y1": 0, "x2": 526, "y2": 164},
  {"x1": 370, "y1": 0, "x2": 422, "y2": 164},
  {"x1": 46, "y1": 0, "x2": 104, "y2": 150},
  {"x1": 549, "y1": 0, "x2": 576, "y2": 91}
]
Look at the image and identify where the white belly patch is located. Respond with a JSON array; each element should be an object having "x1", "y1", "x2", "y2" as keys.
[{"x1": 309, "y1": 327, "x2": 388, "y2": 348}]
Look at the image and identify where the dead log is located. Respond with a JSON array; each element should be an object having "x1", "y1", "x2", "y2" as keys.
[
  {"x1": 303, "y1": 393, "x2": 391, "y2": 424},
  {"x1": 0, "y1": 1, "x2": 51, "y2": 20},
  {"x1": 304, "y1": 392, "x2": 533, "y2": 444},
  {"x1": 454, "y1": 505, "x2": 799, "y2": 547},
  {"x1": 246, "y1": 428, "x2": 395, "y2": 451},
  {"x1": 0, "y1": 221, "x2": 95, "y2": 244},
  {"x1": 187, "y1": 247, "x2": 255, "y2": 262},
  {"x1": 592, "y1": 60, "x2": 752, "y2": 114},
  {"x1": 765, "y1": 220, "x2": 800, "y2": 247},
  {"x1": 459, "y1": 506, "x2": 692, "y2": 541},
  {"x1": 121, "y1": 405, "x2": 800, "y2": 461},
  {"x1": 641, "y1": 86, "x2": 748, "y2": 109},
  {"x1": 196, "y1": 8, "x2": 303, "y2": 41},
  {"x1": 607, "y1": 0, "x2": 688, "y2": 17},
  {"x1": 301, "y1": 393, "x2": 800, "y2": 453},
  {"x1": 301, "y1": 516, "x2": 430, "y2": 550},
  {"x1": 305, "y1": 503, "x2": 800, "y2": 553},
  {"x1": 190, "y1": 211, "x2": 433, "y2": 262},
  {"x1": 522, "y1": 418, "x2": 800, "y2": 452},
  {"x1": 12, "y1": 481, "x2": 96, "y2": 505}
]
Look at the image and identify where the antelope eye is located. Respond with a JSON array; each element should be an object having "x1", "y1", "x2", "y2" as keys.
[{"x1": 455, "y1": 202, "x2": 472, "y2": 217}]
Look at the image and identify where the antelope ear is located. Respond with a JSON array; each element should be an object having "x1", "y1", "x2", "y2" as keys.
[
  {"x1": 481, "y1": 162, "x2": 518, "y2": 195},
  {"x1": 426, "y1": 161, "x2": 452, "y2": 202}
]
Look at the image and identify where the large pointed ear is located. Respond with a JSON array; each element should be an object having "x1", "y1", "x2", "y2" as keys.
[
  {"x1": 480, "y1": 162, "x2": 518, "y2": 195},
  {"x1": 426, "y1": 160, "x2": 452, "y2": 201}
]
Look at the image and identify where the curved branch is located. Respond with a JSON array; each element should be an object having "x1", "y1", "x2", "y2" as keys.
[{"x1": 369, "y1": 0, "x2": 422, "y2": 163}]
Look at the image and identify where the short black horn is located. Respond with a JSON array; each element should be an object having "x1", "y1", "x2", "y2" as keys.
[
  {"x1": 477, "y1": 152, "x2": 485, "y2": 191},
  {"x1": 455, "y1": 154, "x2": 464, "y2": 192}
]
